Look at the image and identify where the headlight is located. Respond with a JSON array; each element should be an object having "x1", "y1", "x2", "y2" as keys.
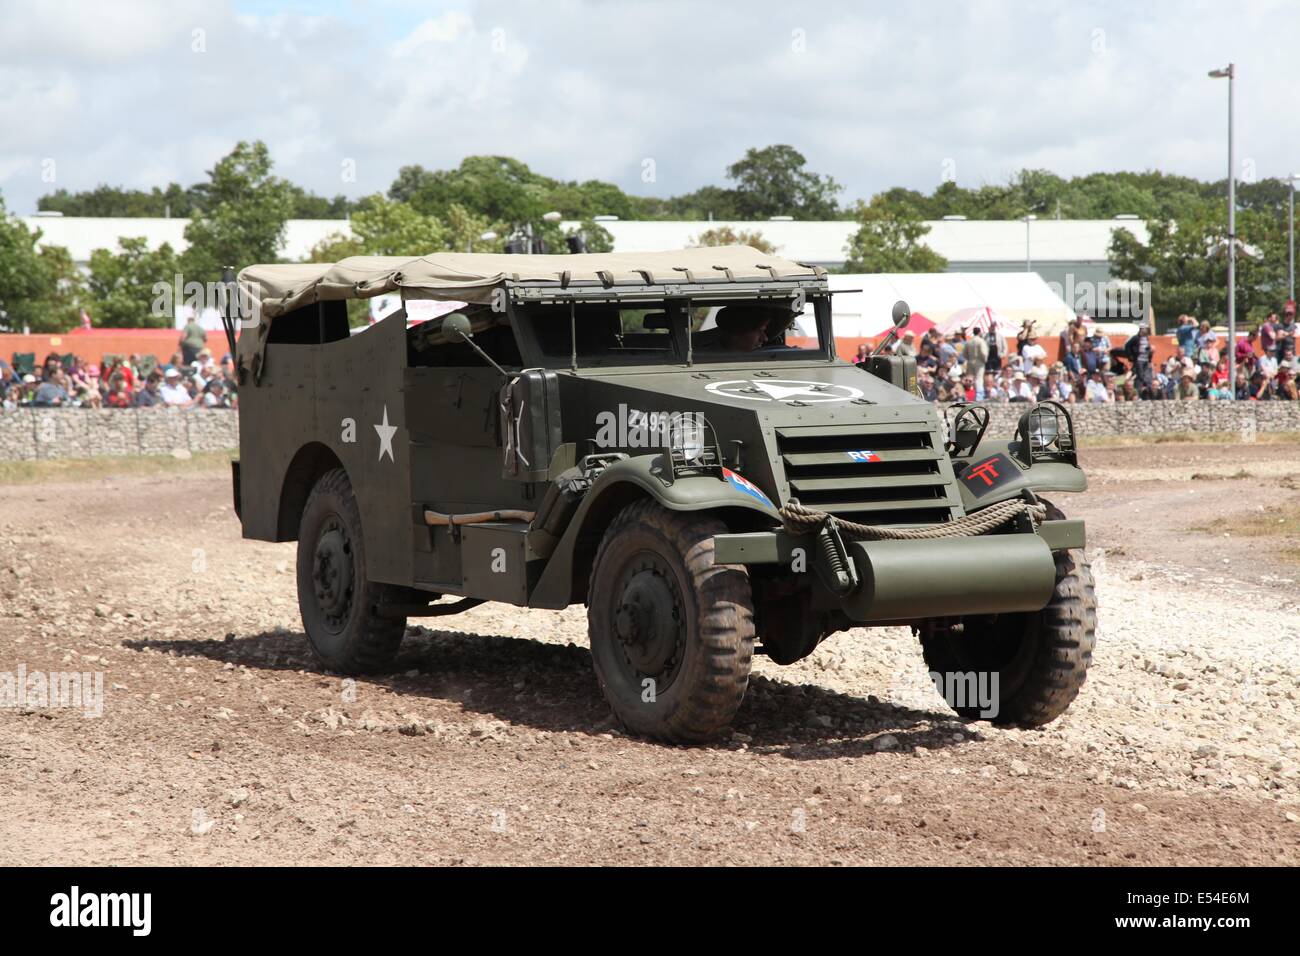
[{"x1": 670, "y1": 414, "x2": 705, "y2": 461}]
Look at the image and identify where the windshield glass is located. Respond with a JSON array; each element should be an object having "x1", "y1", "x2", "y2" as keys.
[{"x1": 522, "y1": 296, "x2": 827, "y2": 367}]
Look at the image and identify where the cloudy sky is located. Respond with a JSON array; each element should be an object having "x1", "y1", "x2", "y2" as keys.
[{"x1": 1, "y1": 0, "x2": 1295, "y2": 215}]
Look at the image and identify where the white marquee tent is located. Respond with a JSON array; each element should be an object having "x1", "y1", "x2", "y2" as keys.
[{"x1": 825, "y1": 272, "x2": 1081, "y2": 340}]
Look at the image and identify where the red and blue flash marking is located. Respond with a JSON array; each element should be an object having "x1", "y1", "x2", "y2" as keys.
[{"x1": 722, "y1": 467, "x2": 773, "y2": 507}]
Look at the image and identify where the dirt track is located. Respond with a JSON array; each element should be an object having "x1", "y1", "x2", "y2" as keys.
[{"x1": 2, "y1": 441, "x2": 1298, "y2": 866}]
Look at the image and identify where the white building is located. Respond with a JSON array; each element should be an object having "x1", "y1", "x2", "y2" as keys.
[{"x1": 22, "y1": 213, "x2": 346, "y2": 265}]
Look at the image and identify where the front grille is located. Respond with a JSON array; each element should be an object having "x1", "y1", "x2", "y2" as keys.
[{"x1": 776, "y1": 423, "x2": 961, "y2": 526}]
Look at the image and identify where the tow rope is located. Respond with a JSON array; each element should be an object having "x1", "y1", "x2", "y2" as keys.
[{"x1": 778, "y1": 498, "x2": 1045, "y2": 541}]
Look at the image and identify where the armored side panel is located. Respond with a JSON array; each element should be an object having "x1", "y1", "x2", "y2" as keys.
[{"x1": 237, "y1": 309, "x2": 414, "y2": 586}]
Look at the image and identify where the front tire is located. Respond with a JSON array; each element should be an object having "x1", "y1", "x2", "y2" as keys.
[
  {"x1": 296, "y1": 467, "x2": 405, "y2": 674},
  {"x1": 587, "y1": 501, "x2": 754, "y2": 743},
  {"x1": 917, "y1": 506, "x2": 1097, "y2": 727}
]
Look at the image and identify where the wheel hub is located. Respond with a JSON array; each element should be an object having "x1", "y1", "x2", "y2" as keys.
[
  {"x1": 312, "y1": 522, "x2": 354, "y2": 622},
  {"x1": 614, "y1": 567, "x2": 681, "y2": 676}
]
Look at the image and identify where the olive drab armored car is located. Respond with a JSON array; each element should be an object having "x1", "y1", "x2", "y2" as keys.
[{"x1": 228, "y1": 247, "x2": 1097, "y2": 742}]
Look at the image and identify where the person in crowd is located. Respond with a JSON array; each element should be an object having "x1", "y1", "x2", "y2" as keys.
[
  {"x1": 105, "y1": 374, "x2": 132, "y2": 408},
  {"x1": 3, "y1": 384, "x2": 22, "y2": 411},
  {"x1": 855, "y1": 343, "x2": 870, "y2": 363},
  {"x1": 1061, "y1": 339, "x2": 1082, "y2": 379},
  {"x1": 1008, "y1": 370, "x2": 1034, "y2": 402},
  {"x1": 1176, "y1": 368, "x2": 1199, "y2": 400},
  {"x1": 1124, "y1": 324, "x2": 1154, "y2": 393},
  {"x1": 134, "y1": 371, "x2": 165, "y2": 408},
  {"x1": 1195, "y1": 320, "x2": 1219, "y2": 365},
  {"x1": 159, "y1": 367, "x2": 192, "y2": 406},
  {"x1": 916, "y1": 368, "x2": 937, "y2": 402},
  {"x1": 179, "y1": 314, "x2": 208, "y2": 365},
  {"x1": 937, "y1": 333, "x2": 958, "y2": 367},
  {"x1": 32, "y1": 369, "x2": 70, "y2": 407},
  {"x1": 976, "y1": 371, "x2": 1001, "y2": 402},
  {"x1": 1258, "y1": 348, "x2": 1279, "y2": 381},
  {"x1": 985, "y1": 321, "x2": 1003, "y2": 372},
  {"x1": 894, "y1": 330, "x2": 917, "y2": 357},
  {"x1": 1276, "y1": 302, "x2": 1298, "y2": 361},
  {"x1": 1084, "y1": 370, "x2": 1108, "y2": 403},
  {"x1": 1247, "y1": 369, "x2": 1273, "y2": 401},
  {"x1": 1277, "y1": 363, "x2": 1298, "y2": 401},
  {"x1": 963, "y1": 327, "x2": 988, "y2": 384},
  {"x1": 1019, "y1": 328, "x2": 1047, "y2": 372},
  {"x1": 1176, "y1": 314, "x2": 1199, "y2": 358},
  {"x1": 1038, "y1": 368, "x2": 1067, "y2": 402},
  {"x1": 1259, "y1": 313, "x2": 1278, "y2": 357},
  {"x1": 202, "y1": 378, "x2": 231, "y2": 408},
  {"x1": 74, "y1": 383, "x2": 101, "y2": 408},
  {"x1": 1237, "y1": 328, "x2": 1259, "y2": 372},
  {"x1": 1234, "y1": 367, "x2": 1251, "y2": 401}
]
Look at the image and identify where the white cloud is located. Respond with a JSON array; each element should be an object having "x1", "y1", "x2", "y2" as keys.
[{"x1": 0, "y1": 0, "x2": 1296, "y2": 215}]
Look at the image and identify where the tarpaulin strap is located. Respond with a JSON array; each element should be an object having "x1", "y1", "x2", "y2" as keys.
[{"x1": 778, "y1": 498, "x2": 1045, "y2": 541}]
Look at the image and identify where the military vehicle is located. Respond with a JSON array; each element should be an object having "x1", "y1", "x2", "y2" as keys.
[{"x1": 229, "y1": 247, "x2": 1096, "y2": 742}]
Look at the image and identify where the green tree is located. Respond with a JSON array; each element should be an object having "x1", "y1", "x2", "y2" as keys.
[
  {"x1": 0, "y1": 202, "x2": 48, "y2": 331},
  {"x1": 37, "y1": 182, "x2": 203, "y2": 218},
  {"x1": 726, "y1": 145, "x2": 842, "y2": 219},
  {"x1": 691, "y1": 225, "x2": 777, "y2": 254},
  {"x1": 0, "y1": 200, "x2": 86, "y2": 333},
  {"x1": 181, "y1": 141, "x2": 294, "y2": 281},
  {"x1": 34, "y1": 244, "x2": 87, "y2": 332},
  {"x1": 86, "y1": 236, "x2": 182, "y2": 329},
  {"x1": 842, "y1": 198, "x2": 947, "y2": 273},
  {"x1": 310, "y1": 195, "x2": 452, "y2": 260},
  {"x1": 1109, "y1": 202, "x2": 1287, "y2": 328}
]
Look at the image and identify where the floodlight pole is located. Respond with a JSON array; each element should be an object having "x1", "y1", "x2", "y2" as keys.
[
  {"x1": 1289, "y1": 174, "x2": 1297, "y2": 302},
  {"x1": 1209, "y1": 63, "x2": 1236, "y2": 397}
]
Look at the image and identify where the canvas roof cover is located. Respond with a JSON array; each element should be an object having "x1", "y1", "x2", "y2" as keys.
[{"x1": 238, "y1": 246, "x2": 822, "y2": 319}]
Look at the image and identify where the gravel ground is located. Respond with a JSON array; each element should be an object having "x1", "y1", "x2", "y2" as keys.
[{"x1": 1, "y1": 440, "x2": 1298, "y2": 866}]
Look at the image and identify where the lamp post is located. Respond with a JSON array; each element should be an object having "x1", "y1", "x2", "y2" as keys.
[
  {"x1": 1024, "y1": 214, "x2": 1036, "y2": 273},
  {"x1": 1288, "y1": 173, "x2": 1298, "y2": 303},
  {"x1": 1209, "y1": 63, "x2": 1236, "y2": 396}
]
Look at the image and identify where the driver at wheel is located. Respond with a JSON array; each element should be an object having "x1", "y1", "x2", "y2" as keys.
[{"x1": 714, "y1": 306, "x2": 793, "y2": 352}]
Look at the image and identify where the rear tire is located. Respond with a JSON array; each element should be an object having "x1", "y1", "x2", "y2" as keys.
[
  {"x1": 587, "y1": 500, "x2": 754, "y2": 743},
  {"x1": 296, "y1": 467, "x2": 405, "y2": 674},
  {"x1": 917, "y1": 503, "x2": 1096, "y2": 726}
]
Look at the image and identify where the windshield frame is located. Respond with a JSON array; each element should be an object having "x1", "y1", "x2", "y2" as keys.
[{"x1": 509, "y1": 291, "x2": 836, "y2": 370}]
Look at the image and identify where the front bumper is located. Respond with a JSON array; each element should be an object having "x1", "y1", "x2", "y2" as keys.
[{"x1": 713, "y1": 519, "x2": 1084, "y2": 623}]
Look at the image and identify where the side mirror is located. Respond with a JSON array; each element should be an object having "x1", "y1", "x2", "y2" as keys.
[
  {"x1": 866, "y1": 300, "x2": 913, "y2": 362},
  {"x1": 892, "y1": 300, "x2": 911, "y2": 329},
  {"x1": 442, "y1": 312, "x2": 473, "y2": 342}
]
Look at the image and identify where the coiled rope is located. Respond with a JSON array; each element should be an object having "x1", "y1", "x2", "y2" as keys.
[{"x1": 778, "y1": 498, "x2": 1046, "y2": 541}]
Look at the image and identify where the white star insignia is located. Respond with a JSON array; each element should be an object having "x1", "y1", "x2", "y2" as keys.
[
  {"x1": 374, "y1": 405, "x2": 397, "y2": 462},
  {"x1": 750, "y1": 382, "x2": 829, "y2": 400}
]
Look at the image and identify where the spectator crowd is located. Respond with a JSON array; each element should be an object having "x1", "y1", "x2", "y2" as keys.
[
  {"x1": 1, "y1": 319, "x2": 238, "y2": 413},
  {"x1": 871, "y1": 300, "x2": 1300, "y2": 405}
]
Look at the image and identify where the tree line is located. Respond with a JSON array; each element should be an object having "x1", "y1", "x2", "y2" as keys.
[{"x1": 1, "y1": 140, "x2": 1296, "y2": 332}]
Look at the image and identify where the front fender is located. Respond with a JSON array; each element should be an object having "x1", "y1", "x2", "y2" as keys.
[
  {"x1": 952, "y1": 438, "x2": 1087, "y2": 512},
  {"x1": 527, "y1": 455, "x2": 779, "y2": 609}
]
